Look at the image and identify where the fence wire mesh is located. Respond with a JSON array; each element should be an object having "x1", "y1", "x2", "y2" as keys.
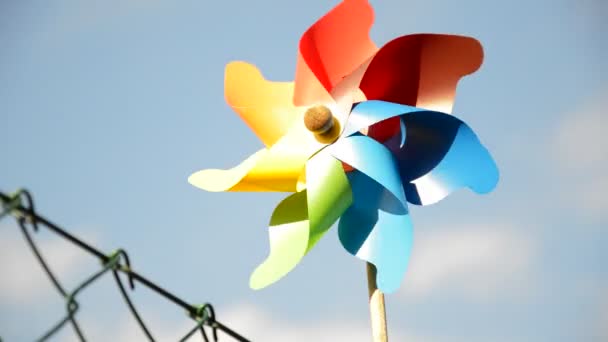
[{"x1": 0, "y1": 189, "x2": 250, "y2": 342}]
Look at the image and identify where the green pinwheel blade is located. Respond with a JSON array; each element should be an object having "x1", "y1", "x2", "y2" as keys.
[
  {"x1": 249, "y1": 191, "x2": 310, "y2": 289},
  {"x1": 249, "y1": 149, "x2": 352, "y2": 289},
  {"x1": 305, "y1": 149, "x2": 353, "y2": 251}
]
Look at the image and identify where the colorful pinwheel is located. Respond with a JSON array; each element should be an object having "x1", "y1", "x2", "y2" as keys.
[{"x1": 189, "y1": 0, "x2": 498, "y2": 294}]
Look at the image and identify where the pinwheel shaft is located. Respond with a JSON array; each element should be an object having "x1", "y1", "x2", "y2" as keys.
[{"x1": 367, "y1": 263, "x2": 388, "y2": 342}]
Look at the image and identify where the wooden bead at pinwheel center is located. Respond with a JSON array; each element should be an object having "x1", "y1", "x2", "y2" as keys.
[{"x1": 304, "y1": 105, "x2": 335, "y2": 135}]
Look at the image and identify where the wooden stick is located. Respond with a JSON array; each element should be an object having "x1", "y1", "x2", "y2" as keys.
[{"x1": 366, "y1": 262, "x2": 388, "y2": 342}]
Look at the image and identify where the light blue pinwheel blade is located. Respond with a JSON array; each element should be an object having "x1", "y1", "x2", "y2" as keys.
[
  {"x1": 327, "y1": 134, "x2": 407, "y2": 210},
  {"x1": 328, "y1": 134, "x2": 412, "y2": 293},
  {"x1": 339, "y1": 170, "x2": 414, "y2": 293},
  {"x1": 396, "y1": 111, "x2": 499, "y2": 205}
]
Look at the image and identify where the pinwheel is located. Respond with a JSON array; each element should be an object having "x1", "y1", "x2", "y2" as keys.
[{"x1": 189, "y1": 0, "x2": 498, "y2": 338}]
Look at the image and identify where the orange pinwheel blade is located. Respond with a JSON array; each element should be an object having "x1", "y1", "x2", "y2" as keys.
[
  {"x1": 294, "y1": 0, "x2": 378, "y2": 106},
  {"x1": 359, "y1": 34, "x2": 484, "y2": 114},
  {"x1": 225, "y1": 61, "x2": 300, "y2": 147}
]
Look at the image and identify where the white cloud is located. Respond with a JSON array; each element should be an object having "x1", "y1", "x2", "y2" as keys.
[
  {"x1": 553, "y1": 99, "x2": 607, "y2": 171},
  {"x1": 575, "y1": 176, "x2": 608, "y2": 219},
  {"x1": 551, "y1": 90, "x2": 608, "y2": 222},
  {"x1": 0, "y1": 224, "x2": 98, "y2": 305},
  {"x1": 402, "y1": 224, "x2": 534, "y2": 300},
  {"x1": 96, "y1": 304, "x2": 432, "y2": 342},
  {"x1": 597, "y1": 307, "x2": 607, "y2": 341},
  {"x1": 599, "y1": 302, "x2": 608, "y2": 341},
  {"x1": 104, "y1": 319, "x2": 192, "y2": 342},
  {"x1": 220, "y1": 304, "x2": 412, "y2": 342}
]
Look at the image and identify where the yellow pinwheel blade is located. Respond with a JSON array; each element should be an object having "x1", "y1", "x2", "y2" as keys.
[
  {"x1": 189, "y1": 93, "x2": 348, "y2": 193},
  {"x1": 225, "y1": 61, "x2": 301, "y2": 147},
  {"x1": 188, "y1": 147, "x2": 309, "y2": 192}
]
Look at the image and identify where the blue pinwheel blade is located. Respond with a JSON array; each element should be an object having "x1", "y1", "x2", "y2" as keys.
[
  {"x1": 394, "y1": 111, "x2": 499, "y2": 205},
  {"x1": 344, "y1": 100, "x2": 499, "y2": 206},
  {"x1": 338, "y1": 170, "x2": 414, "y2": 293},
  {"x1": 329, "y1": 100, "x2": 497, "y2": 291}
]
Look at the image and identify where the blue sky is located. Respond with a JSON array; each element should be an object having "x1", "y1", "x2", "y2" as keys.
[{"x1": 1, "y1": 0, "x2": 606, "y2": 341}]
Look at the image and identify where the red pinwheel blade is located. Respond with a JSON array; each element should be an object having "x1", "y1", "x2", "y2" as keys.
[
  {"x1": 294, "y1": 0, "x2": 378, "y2": 106},
  {"x1": 360, "y1": 34, "x2": 483, "y2": 114}
]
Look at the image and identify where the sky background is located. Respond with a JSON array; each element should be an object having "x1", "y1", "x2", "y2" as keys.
[{"x1": 1, "y1": 0, "x2": 606, "y2": 341}]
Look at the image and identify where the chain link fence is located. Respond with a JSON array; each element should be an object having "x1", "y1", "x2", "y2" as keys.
[{"x1": 0, "y1": 189, "x2": 250, "y2": 342}]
